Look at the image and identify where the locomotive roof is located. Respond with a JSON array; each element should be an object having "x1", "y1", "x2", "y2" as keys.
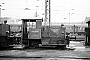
[{"x1": 22, "y1": 18, "x2": 43, "y2": 22}]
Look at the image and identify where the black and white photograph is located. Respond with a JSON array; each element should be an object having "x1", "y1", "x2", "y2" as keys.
[{"x1": 0, "y1": 0, "x2": 90, "y2": 60}]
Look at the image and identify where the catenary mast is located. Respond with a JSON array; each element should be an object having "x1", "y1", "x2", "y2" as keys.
[{"x1": 45, "y1": 0, "x2": 51, "y2": 26}]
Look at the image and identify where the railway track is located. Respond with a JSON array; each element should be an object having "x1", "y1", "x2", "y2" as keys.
[{"x1": 0, "y1": 56, "x2": 90, "y2": 60}]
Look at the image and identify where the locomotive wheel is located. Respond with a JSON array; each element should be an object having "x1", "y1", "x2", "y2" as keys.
[
  {"x1": 30, "y1": 43, "x2": 39, "y2": 48},
  {"x1": 57, "y1": 45, "x2": 66, "y2": 49}
]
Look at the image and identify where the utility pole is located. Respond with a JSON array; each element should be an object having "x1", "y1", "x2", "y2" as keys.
[
  {"x1": 74, "y1": 25, "x2": 75, "y2": 34},
  {"x1": 0, "y1": 5, "x2": 1, "y2": 23},
  {"x1": 0, "y1": 3, "x2": 5, "y2": 23}
]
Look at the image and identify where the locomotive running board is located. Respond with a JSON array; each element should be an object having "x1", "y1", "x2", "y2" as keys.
[{"x1": 42, "y1": 44, "x2": 66, "y2": 46}]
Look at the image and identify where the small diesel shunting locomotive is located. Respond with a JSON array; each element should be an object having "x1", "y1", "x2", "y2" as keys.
[{"x1": 21, "y1": 18, "x2": 69, "y2": 48}]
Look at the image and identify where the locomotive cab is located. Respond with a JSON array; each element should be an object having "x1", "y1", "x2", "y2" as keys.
[{"x1": 22, "y1": 18, "x2": 43, "y2": 48}]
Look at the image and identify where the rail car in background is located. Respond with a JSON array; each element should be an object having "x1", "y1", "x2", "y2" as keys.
[
  {"x1": 8, "y1": 24, "x2": 22, "y2": 46},
  {"x1": 9, "y1": 24, "x2": 22, "y2": 33},
  {"x1": 22, "y1": 19, "x2": 69, "y2": 48},
  {"x1": 8, "y1": 24, "x2": 22, "y2": 45}
]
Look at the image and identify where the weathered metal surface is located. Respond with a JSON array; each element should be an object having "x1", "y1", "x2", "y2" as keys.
[
  {"x1": 36, "y1": 20, "x2": 42, "y2": 29},
  {"x1": 41, "y1": 26, "x2": 66, "y2": 45},
  {"x1": 0, "y1": 24, "x2": 10, "y2": 36},
  {"x1": 28, "y1": 28, "x2": 41, "y2": 39},
  {"x1": 42, "y1": 26, "x2": 66, "y2": 38},
  {"x1": 41, "y1": 26, "x2": 49, "y2": 37}
]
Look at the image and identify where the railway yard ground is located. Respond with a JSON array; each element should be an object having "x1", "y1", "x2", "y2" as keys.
[{"x1": 0, "y1": 40, "x2": 90, "y2": 60}]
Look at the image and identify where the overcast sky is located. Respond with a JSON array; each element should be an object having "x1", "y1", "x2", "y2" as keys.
[{"x1": 0, "y1": 0, "x2": 90, "y2": 23}]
